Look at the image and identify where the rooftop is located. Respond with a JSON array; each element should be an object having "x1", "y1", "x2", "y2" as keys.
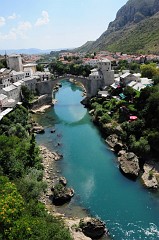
[
  {"x1": 0, "y1": 108, "x2": 13, "y2": 120},
  {"x1": 23, "y1": 63, "x2": 37, "y2": 67},
  {"x1": 3, "y1": 84, "x2": 17, "y2": 92},
  {"x1": 0, "y1": 94, "x2": 8, "y2": 100}
]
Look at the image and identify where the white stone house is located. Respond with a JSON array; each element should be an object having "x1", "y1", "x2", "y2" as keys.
[
  {"x1": 0, "y1": 69, "x2": 13, "y2": 90},
  {"x1": 119, "y1": 72, "x2": 138, "y2": 87},
  {"x1": 34, "y1": 71, "x2": 51, "y2": 81},
  {"x1": 9, "y1": 70, "x2": 25, "y2": 82},
  {"x1": 84, "y1": 59, "x2": 99, "y2": 67},
  {"x1": 2, "y1": 84, "x2": 20, "y2": 102},
  {"x1": 23, "y1": 63, "x2": 37, "y2": 74},
  {"x1": 24, "y1": 68, "x2": 33, "y2": 78},
  {"x1": 0, "y1": 94, "x2": 8, "y2": 109}
]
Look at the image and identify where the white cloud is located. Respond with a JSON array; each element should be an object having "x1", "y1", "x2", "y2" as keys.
[
  {"x1": 17, "y1": 21, "x2": 32, "y2": 31},
  {"x1": 35, "y1": 11, "x2": 49, "y2": 27},
  {"x1": 0, "y1": 21, "x2": 32, "y2": 41},
  {"x1": 14, "y1": 21, "x2": 32, "y2": 39},
  {"x1": 0, "y1": 17, "x2": 5, "y2": 27},
  {"x1": 0, "y1": 30, "x2": 17, "y2": 40},
  {"x1": 8, "y1": 13, "x2": 17, "y2": 20}
]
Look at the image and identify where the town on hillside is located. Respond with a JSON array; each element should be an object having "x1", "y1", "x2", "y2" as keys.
[{"x1": 0, "y1": 50, "x2": 158, "y2": 120}]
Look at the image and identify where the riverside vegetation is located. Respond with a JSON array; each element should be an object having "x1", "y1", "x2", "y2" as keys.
[
  {"x1": 87, "y1": 65, "x2": 159, "y2": 173},
  {"x1": 0, "y1": 105, "x2": 72, "y2": 240}
]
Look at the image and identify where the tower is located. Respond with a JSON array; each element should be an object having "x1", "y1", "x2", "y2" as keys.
[
  {"x1": 97, "y1": 59, "x2": 114, "y2": 86},
  {"x1": 7, "y1": 54, "x2": 23, "y2": 72}
]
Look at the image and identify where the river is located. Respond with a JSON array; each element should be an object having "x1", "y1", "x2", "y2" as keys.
[{"x1": 36, "y1": 80, "x2": 159, "y2": 240}]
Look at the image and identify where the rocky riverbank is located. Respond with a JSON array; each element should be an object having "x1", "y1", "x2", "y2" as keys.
[
  {"x1": 39, "y1": 145, "x2": 109, "y2": 240},
  {"x1": 31, "y1": 104, "x2": 52, "y2": 113},
  {"x1": 86, "y1": 105, "x2": 159, "y2": 189}
]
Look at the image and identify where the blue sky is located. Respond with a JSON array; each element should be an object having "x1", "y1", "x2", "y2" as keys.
[{"x1": 0, "y1": 0, "x2": 127, "y2": 50}]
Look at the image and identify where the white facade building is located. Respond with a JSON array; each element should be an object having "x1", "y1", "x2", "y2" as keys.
[{"x1": 2, "y1": 84, "x2": 20, "y2": 102}]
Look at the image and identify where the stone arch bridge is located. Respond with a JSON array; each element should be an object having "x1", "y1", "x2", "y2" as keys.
[{"x1": 36, "y1": 75, "x2": 103, "y2": 100}]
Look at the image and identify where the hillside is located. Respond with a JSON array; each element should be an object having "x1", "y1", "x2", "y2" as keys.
[
  {"x1": 77, "y1": 0, "x2": 159, "y2": 54},
  {"x1": 73, "y1": 41, "x2": 94, "y2": 53}
]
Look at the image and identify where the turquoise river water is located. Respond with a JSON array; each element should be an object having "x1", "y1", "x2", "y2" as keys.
[{"x1": 36, "y1": 81, "x2": 159, "y2": 240}]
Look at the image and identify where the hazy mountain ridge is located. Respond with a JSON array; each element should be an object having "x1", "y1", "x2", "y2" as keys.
[
  {"x1": 0, "y1": 48, "x2": 68, "y2": 55},
  {"x1": 76, "y1": 0, "x2": 159, "y2": 54}
]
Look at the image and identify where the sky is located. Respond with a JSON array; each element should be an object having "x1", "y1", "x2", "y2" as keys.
[{"x1": 0, "y1": 0, "x2": 128, "y2": 50}]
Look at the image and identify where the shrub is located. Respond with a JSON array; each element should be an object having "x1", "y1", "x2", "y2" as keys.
[{"x1": 100, "y1": 113, "x2": 111, "y2": 124}]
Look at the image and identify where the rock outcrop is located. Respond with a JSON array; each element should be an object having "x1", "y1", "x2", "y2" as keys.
[
  {"x1": 141, "y1": 164, "x2": 158, "y2": 189},
  {"x1": 59, "y1": 176, "x2": 67, "y2": 186},
  {"x1": 32, "y1": 125, "x2": 45, "y2": 134},
  {"x1": 79, "y1": 217, "x2": 108, "y2": 239},
  {"x1": 52, "y1": 183, "x2": 74, "y2": 205},
  {"x1": 106, "y1": 134, "x2": 123, "y2": 153},
  {"x1": 118, "y1": 151, "x2": 140, "y2": 179}
]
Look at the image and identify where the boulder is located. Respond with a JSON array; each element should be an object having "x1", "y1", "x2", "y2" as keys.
[
  {"x1": 79, "y1": 217, "x2": 108, "y2": 239},
  {"x1": 118, "y1": 151, "x2": 140, "y2": 179},
  {"x1": 59, "y1": 176, "x2": 67, "y2": 186},
  {"x1": 106, "y1": 134, "x2": 124, "y2": 153},
  {"x1": 32, "y1": 125, "x2": 45, "y2": 134},
  {"x1": 106, "y1": 134, "x2": 118, "y2": 148},
  {"x1": 52, "y1": 183, "x2": 74, "y2": 205},
  {"x1": 141, "y1": 164, "x2": 158, "y2": 189}
]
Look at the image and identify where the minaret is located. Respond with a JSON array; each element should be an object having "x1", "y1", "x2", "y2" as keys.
[{"x1": 4, "y1": 50, "x2": 8, "y2": 68}]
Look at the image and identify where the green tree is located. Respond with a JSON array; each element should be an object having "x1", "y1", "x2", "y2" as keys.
[
  {"x1": 130, "y1": 136, "x2": 150, "y2": 157},
  {"x1": 123, "y1": 86, "x2": 136, "y2": 100},
  {"x1": 140, "y1": 63, "x2": 159, "y2": 78},
  {"x1": 153, "y1": 75, "x2": 159, "y2": 85}
]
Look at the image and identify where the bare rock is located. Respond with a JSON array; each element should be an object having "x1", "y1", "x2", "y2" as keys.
[
  {"x1": 106, "y1": 134, "x2": 123, "y2": 153},
  {"x1": 52, "y1": 183, "x2": 74, "y2": 205},
  {"x1": 141, "y1": 164, "x2": 158, "y2": 189},
  {"x1": 79, "y1": 217, "x2": 108, "y2": 239},
  {"x1": 118, "y1": 151, "x2": 140, "y2": 179},
  {"x1": 32, "y1": 125, "x2": 45, "y2": 134},
  {"x1": 59, "y1": 176, "x2": 67, "y2": 186}
]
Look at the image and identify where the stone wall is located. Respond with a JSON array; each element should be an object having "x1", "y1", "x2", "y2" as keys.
[{"x1": 30, "y1": 94, "x2": 52, "y2": 109}]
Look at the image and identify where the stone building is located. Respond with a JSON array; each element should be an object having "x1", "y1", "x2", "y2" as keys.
[
  {"x1": 7, "y1": 54, "x2": 23, "y2": 72},
  {"x1": 88, "y1": 58, "x2": 114, "y2": 96},
  {"x1": 97, "y1": 59, "x2": 114, "y2": 86}
]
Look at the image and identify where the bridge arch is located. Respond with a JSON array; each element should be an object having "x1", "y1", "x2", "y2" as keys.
[{"x1": 36, "y1": 74, "x2": 103, "y2": 100}]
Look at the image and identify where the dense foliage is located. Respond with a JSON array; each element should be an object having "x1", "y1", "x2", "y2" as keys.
[
  {"x1": 89, "y1": 77, "x2": 159, "y2": 158},
  {"x1": 49, "y1": 61, "x2": 92, "y2": 77},
  {"x1": 0, "y1": 105, "x2": 72, "y2": 240}
]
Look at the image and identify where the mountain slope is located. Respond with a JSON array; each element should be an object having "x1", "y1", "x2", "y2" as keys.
[
  {"x1": 73, "y1": 41, "x2": 94, "y2": 53},
  {"x1": 77, "y1": 0, "x2": 159, "y2": 54}
]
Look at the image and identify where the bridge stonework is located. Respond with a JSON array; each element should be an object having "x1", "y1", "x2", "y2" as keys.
[{"x1": 36, "y1": 75, "x2": 103, "y2": 100}]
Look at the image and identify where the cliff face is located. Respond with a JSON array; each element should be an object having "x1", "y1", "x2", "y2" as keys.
[
  {"x1": 77, "y1": 0, "x2": 159, "y2": 54},
  {"x1": 108, "y1": 0, "x2": 158, "y2": 31}
]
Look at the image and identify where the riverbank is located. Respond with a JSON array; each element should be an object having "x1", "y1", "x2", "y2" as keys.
[
  {"x1": 85, "y1": 98, "x2": 159, "y2": 189},
  {"x1": 31, "y1": 104, "x2": 52, "y2": 113},
  {"x1": 39, "y1": 145, "x2": 93, "y2": 240}
]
